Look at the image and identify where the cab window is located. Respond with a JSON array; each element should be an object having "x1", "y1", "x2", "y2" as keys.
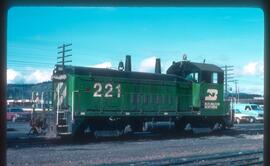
[
  {"x1": 186, "y1": 72, "x2": 199, "y2": 82},
  {"x1": 203, "y1": 72, "x2": 219, "y2": 84},
  {"x1": 212, "y1": 72, "x2": 218, "y2": 84},
  {"x1": 201, "y1": 71, "x2": 212, "y2": 83},
  {"x1": 194, "y1": 73, "x2": 198, "y2": 82}
]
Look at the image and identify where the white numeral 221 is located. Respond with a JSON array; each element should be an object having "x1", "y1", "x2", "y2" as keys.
[{"x1": 93, "y1": 83, "x2": 121, "y2": 98}]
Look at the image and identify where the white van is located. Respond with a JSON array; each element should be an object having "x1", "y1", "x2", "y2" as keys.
[{"x1": 234, "y1": 103, "x2": 264, "y2": 122}]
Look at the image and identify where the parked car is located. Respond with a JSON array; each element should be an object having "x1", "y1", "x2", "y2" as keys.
[
  {"x1": 6, "y1": 108, "x2": 31, "y2": 122},
  {"x1": 234, "y1": 109, "x2": 255, "y2": 124},
  {"x1": 234, "y1": 103, "x2": 264, "y2": 122}
]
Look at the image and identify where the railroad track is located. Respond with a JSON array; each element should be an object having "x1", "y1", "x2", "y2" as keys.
[
  {"x1": 110, "y1": 150, "x2": 263, "y2": 166},
  {"x1": 7, "y1": 126, "x2": 263, "y2": 148},
  {"x1": 7, "y1": 136, "x2": 64, "y2": 148}
]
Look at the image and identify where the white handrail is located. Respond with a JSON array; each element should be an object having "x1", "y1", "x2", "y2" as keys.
[{"x1": 72, "y1": 91, "x2": 79, "y2": 123}]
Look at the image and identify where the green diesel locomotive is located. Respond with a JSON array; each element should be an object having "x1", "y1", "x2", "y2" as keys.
[{"x1": 51, "y1": 55, "x2": 233, "y2": 137}]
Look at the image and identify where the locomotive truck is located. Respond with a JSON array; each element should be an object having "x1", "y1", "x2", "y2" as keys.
[{"x1": 48, "y1": 55, "x2": 233, "y2": 138}]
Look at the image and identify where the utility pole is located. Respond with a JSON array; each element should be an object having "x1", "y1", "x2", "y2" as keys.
[
  {"x1": 41, "y1": 92, "x2": 44, "y2": 111},
  {"x1": 234, "y1": 80, "x2": 239, "y2": 103},
  {"x1": 57, "y1": 43, "x2": 72, "y2": 69},
  {"x1": 220, "y1": 65, "x2": 234, "y2": 98},
  {"x1": 31, "y1": 91, "x2": 36, "y2": 125}
]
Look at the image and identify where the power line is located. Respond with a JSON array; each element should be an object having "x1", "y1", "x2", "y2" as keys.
[
  {"x1": 7, "y1": 65, "x2": 54, "y2": 68},
  {"x1": 8, "y1": 60, "x2": 54, "y2": 65},
  {"x1": 8, "y1": 64, "x2": 54, "y2": 68},
  {"x1": 8, "y1": 54, "x2": 57, "y2": 59},
  {"x1": 7, "y1": 63, "x2": 54, "y2": 67},
  {"x1": 6, "y1": 68, "x2": 53, "y2": 72},
  {"x1": 8, "y1": 45, "x2": 55, "y2": 52}
]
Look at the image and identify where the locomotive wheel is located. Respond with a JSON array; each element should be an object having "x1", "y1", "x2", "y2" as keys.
[
  {"x1": 212, "y1": 122, "x2": 220, "y2": 131},
  {"x1": 174, "y1": 120, "x2": 190, "y2": 134},
  {"x1": 12, "y1": 116, "x2": 16, "y2": 122},
  {"x1": 130, "y1": 122, "x2": 143, "y2": 132},
  {"x1": 219, "y1": 120, "x2": 226, "y2": 130},
  {"x1": 211, "y1": 121, "x2": 225, "y2": 131},
  {"x1": 73, "y1": 127, "x2": 85, "y2": 139},
  {"x1": 235, "y1": 118, "x2": 241, "y2": 124},
  {"x1": 184, "y1": 123, "x2": 193, "y2": 134},
  {"x1": 72, "y1": 120, "x2": 88, "y2": 141},
  {"x1": 123, "y1": 125, "x2": 132, "y2": 134},
  {"x1": 249, "y1": 117, "x2": 255, "y2": 123}
]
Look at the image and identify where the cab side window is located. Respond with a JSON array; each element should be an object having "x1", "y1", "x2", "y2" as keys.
[
  {"x1": 194, "y1": 72, "x2": 198, "y2": 82},
  {"x1": 186, "y1": 72, "x2": 199, "y2": 82},
  {"x1": 212, "y1": 72, "x2": 218, "y2": 84},
  {"x1": 201, "y1": 71, "x2": 211, "y2": 83},
  {"x1": 245, "y1": 106, "x2": 251, "y2": 110}
]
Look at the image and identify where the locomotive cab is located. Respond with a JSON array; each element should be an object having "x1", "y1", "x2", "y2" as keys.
[
  {"x1": 167, "y1": 60, "x2": 232, "y2": 128},
  {"x1": 167, "y1": 60, "x2": 225, "y2": 112},
  {"x1": 166, "y1": 60, "x2": 224, "y2": 84}
]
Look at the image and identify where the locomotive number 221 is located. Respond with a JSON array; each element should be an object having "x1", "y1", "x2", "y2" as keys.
[{"x1": 93, "y1": 83, "x2": 121, "y2": 98}]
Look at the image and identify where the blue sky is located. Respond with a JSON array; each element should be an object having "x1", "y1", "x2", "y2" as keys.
[{"x1": 7, "y1": 7, "x2": 264, "y2": 95}]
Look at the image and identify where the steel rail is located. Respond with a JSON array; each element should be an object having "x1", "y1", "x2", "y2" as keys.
[{"x1": 110, "y1": 150, "x2": 263, "y2": 166}]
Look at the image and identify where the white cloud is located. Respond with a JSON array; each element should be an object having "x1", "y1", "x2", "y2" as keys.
[
  {"x1": 7, "y1": 68, "x2": 51, "y2": 84},
  {"x1": 7, "y1": 69, "x2": 21, "y2": 83},
  {"x1": 237, "y1": 61, "x2": 264, "y2": 76},
  {"x1": 259, "y1": 65, "x2": 264, "y2": 74},
  {"x1": 91, "y1": 62, "x2": 112, "y2": 69},
  {"x1": 231, "y1": 61, "x2": 264, "y2": 95},
  {"x1": 25, "y1": 70, "x2": 51, "y2": 83},
  {"x1": 138, "y1": 56, "x2": 157, "y2": 72}
]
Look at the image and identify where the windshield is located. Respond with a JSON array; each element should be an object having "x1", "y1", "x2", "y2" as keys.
[
  {"x1": 251, "y1": 105, "x2": 262, "y2": 111},
  {"x1": 235, "y1": 109, "x2": 241, "y2": 113}
]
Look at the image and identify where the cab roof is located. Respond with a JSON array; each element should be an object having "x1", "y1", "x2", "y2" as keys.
[{"x1": 166, "y1": 60, "x2": 223, "y2": 75}]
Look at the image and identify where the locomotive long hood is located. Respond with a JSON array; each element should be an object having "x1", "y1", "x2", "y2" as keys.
[{"x1": 57, "y1": 65, "x2": 191, "y2": 83}]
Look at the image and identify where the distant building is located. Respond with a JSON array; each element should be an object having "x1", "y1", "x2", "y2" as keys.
[
  {"x1": 7, "y1": 84, "x2": 33, "y2": 100},
  {"x1": 227, "y1": 92, "x2": 264, "y2": 105},
  {"x1": 7, "y1": 81, "x2": 52, "y2": 109},
  {"x1": 7, "y1": 81, "x2": 52, "y2": 99}
]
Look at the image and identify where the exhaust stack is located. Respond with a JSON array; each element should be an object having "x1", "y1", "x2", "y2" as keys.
[
  {"x1": 125, "y1": 55, "x2": 131, "y2": 72},
  {"x1": 155, "y1": 58, "x2": 161, "y2": 74}
]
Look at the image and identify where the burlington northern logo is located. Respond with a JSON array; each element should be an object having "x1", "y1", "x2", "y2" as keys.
[{"x1": 205, "y1": 89, "x2": 218, "y2": 101}]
